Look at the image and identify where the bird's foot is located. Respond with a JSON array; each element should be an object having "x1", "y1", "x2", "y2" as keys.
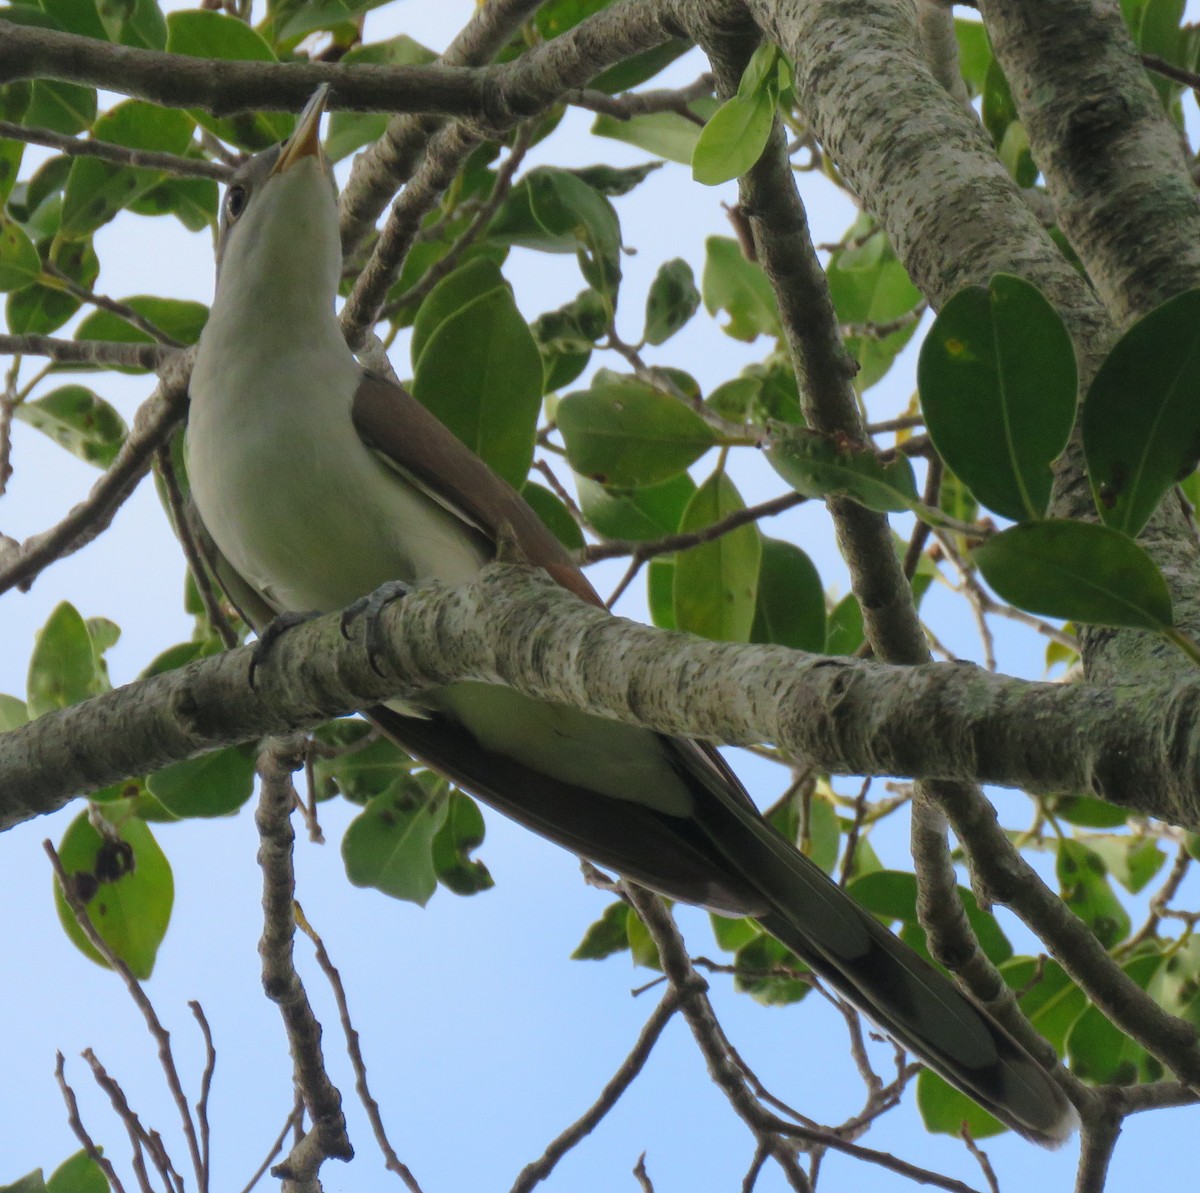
[
  {"x1": 340, "y1": 580, "x2": 410, "y2": 677},
  {"x1": 248, "y1": 610, "x2": 321, "y2": 688}
]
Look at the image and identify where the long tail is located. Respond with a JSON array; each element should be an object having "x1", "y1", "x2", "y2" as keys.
[{"x1": 689, "y1": 785, "x2": 1078, "y2": 1147}]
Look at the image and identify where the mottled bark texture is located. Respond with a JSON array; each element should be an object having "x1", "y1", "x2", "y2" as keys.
[{"x1": 4, "y1": 567, "x2": 1200, "y2": 833}]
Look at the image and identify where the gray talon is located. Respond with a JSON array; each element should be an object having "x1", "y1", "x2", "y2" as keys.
[
  {"x1": 248, "y1": 610, "x2": 320, "y2": 687},
  {"x1": 340, "y1": 580, "x2": 410, "y2": 677}
]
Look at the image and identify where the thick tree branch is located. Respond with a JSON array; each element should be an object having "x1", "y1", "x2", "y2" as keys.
[
  {"x1": 0, "y1": 333, "x2": 174, "y2": 370},
  {"x1": 5, "y1": 565, "x2": 1200, "y2": 832}
]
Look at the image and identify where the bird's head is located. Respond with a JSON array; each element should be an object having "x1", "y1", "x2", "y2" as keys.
[{"x1": 212, "y1": 85, "x2": 340, "y2": 309}]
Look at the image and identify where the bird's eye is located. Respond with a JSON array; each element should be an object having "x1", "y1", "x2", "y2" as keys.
[{"x1": 224, "y1": 185, "x2": 247, "y2": 221}]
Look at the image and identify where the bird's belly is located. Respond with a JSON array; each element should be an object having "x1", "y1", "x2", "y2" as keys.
[{"x1": 187, "y1": 380, "x2": 486, "y2": 614}]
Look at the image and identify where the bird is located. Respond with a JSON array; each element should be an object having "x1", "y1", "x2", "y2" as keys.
[{"x1": 185, "y1": 85, "x2": 1076, "y2": 1147}]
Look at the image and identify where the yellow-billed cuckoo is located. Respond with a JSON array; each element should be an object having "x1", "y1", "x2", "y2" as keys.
[{"x1": 186, "y1": 87, "x2": 1076, "y2": 1145}]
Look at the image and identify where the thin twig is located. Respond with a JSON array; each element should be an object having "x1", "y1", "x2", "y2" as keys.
[
  {"x1": 55, "y1": 1052, "x2": 129, "y2": 1193},
  {"x1": 81, "y1": 1048, "x2": 164, "y2": 1193},
  {"x1": 959, "y1": 1125, "x2": 999, "y2": 1193},
  {"x1": 383, "y1": 121, "x2": 535, "y2": 317},
  {"x1": 45, "y1": 842, "x2": 205, "y2": 1187},
  {"x1": 155, "y1": 442, "x2": 240, "y2": 650},
  {"x1": 510, "y1": 989, "x2": 685, "y2": 1192},
  {"x1": 565, "y1": 73, "x2": 714, "y2": 124},
  {"x1": 189, "y1": 1001, "x2": 216, "y2": 1193},
  {"x1": 43, "y1": 263, "x2": 185, "y2": 347},
  {"x1": 0, "y1": 355, "x2": 190, "y2": 594},
  {"x1": 584, "y1": 491, "x2": 807, "y2": 564},
  {"x1": 0, "y1": 119, "x2": 231, "y2": 179},
  {"x1": 255, "y1": 737, "x2": 353, "y2": 1164},
  {"x1": 237, "y1": 1108, "x2": 304, "y2": 1193},
  {"x1": 298, "y1": 905, "x2": 424, "y2": 1191}
]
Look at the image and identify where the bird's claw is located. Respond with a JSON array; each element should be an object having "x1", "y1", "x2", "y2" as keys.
[
  {"x1": 340, "y1": 580, "x2": 410, "y2": 677},
  {"x1": 248, "y1": 610, "x2": 321, "y2": 688}
]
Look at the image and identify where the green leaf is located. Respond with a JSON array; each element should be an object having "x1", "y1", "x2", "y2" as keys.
[
  {"x1": 54, "y1": 810, "x2": 173, "y2": 978},
  {"x1": 1148, "y1": 934, "x2": 1200, "y2": 1028},
  {"x1": 826, "y1": 217, "x2": 923, "y2": 393},
  {"x1": 532, "y1": 287, "x2": 609, "y2": 356},
  {"x1": 919, "y1": 273, "x2": 1077, "y2": 522},
  {"x1": 1066, "y1": 953, "x2": 1163, "y2": 1081},
  {"x1": 127, "y1": 173, "x2": 218, "y2": 232},
  {"x1": 982, "y1": 60, "x2": 1036, "y2": 186},
  {"x1": 7, "y1": 236, "x2": 98, "y2": 335},
  {"x1": 1056, "y1": 838, "x2": 1131, "y2": 947},
  {"x1": 0, "y1": 217, "x2": 40, "y2": 290},
  {"x1": 1046, "y1": 793, "x2": 1130, "y2": 829},
  {"x1": 768, "y1": 426, "x2": 919, "y2": 513},
  {"x1": 955, "y1": 18, "x2": 993, "y2": 97},
  {"x1": 14, "y1": 385, "x2": 127, "y2": 467},
  {"x1": 76, "y1": 296, "x2": 208, "y2": 370},
  {"x1": 165, "y1": 11, "x2": 287, "y2": 149},
  {"x1": 1001, "y1": 955, "x2": 1089, "y2": 1054},
  {"x1": 40, "y1": 0, "x2": 106, "y2": 39},
  {"x1": 60, "y1": 100, "x2": 194, "y2": 238},
  {"x1": 146, "y1": 744, "x2": 256, "y2": 817},
  {"x1": 46, "y1": 1150, "x2": 108, "y2": 1193},
  {"x1": 673, "y1": 472, "x2": 761, "y2": 641},
  {"x1": 575, "y1": 473, "x2": 694, "y2": 541},
  {"x1": 591, "y1": 101, "x2": 719, "y2": 165},
  {"x1": 691, "y1": 86, "x2": 775, "y2": 186},
  {"x1": 917, "y1": 1070, "x2": 1005, "y2": 1139},
  {"x1": 1083, "y1": 288, "x2": 1200, "y2": 536},
  {"x1": 26, "y1": 601, "x2": 107, "y2": 717},
  {"x1": 973, "y1": 521, "x2": 1173, "y2": 630},
  {"x1": 431, "y1": 790, "x2": 493, "y2": 895},
  {"x1": 341, "y1": 774, "x2": 448, "y2": 904},
  {"x1": 625, "y1": 904, "x2": 661, "y2": 969},
  {"x1": 413, "y1": 284, "x2": 543, "y2": 488},
  {"x1": 848, "y1": 870, "x2": 1012, "y2": 966},
  {"x1": 0, "y1": 692, "x2": 29, "y2": 731},
  {"x1": 643, "y1": 257, "x2": 700, "y2": 346},
  {"x1": 571, "y1": 899, "x2": 631, "y2": 960},
  {"x1": 702, "y1": 235, "x2": 779, "y2": 341},
  {"x1": 825, "y1": 593, "x2": 864, "y2": 655},
  {"x1": 558, "y1": 382, "x2": 714, "y2": 487},
  {"x1": 750, "y1": 536, "x2": 825, "y2": 652},
  {"x1": 732, "y1": 932, "x2": 810, "y2": 1005},
  {"x1": 0, "y1": 1170, "x2": 46, "y2": 1193},
  {"x1": 647, "y1": 556, "x2": 676, "y2": 628},
  {"x1": 709, "y1": 912, "x2": 759, "y2": 952},
  {"x1": 521, "y1": 481, "x2": 584, "y2": 550},
  {"x1": 105, "y1": 0, "x2": 167, "y2": 48},
  {"x1": 410, "y1": 257, "x2": 507, "y2": 368},
  {"x1": 24, "y1": 80, "x2": 96, "y2": 135},
  {"x1": 311, "y1": 727, "x2": 413, "y2": 804},
  {"x1": 1087, "y1": 836, "x2": 1165, "y2": 894},
  {"x1": 526, "y1": 168, "x2": 622, "y2": 296},
  {"x1": 570, "y1": 161, "x2": 662, "y2": 198}
]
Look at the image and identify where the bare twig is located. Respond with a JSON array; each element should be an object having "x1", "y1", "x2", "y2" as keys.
[
  {"x1": 0, "y1": 119, "x2": 230, "y2": 179},
  {"x1": 298, "y1": 906, "x2": 423, "y2": 1191},
  {"x1": 959, "y1": 1125, "x2": 999, "y2": 1193},
  {"x1": 55, "y1": 1052, "x2": 129, "y2": 1193},
  {"x1": 237, "y1": 1107, "x2": 304, "y2": 1193},
  {"x1": 0, "y1": 354, "x2": 189, "y2": 594},
  {"x1": 81, "y1": 1048, "x2": 170, "y2": 1193},
  {"x1": 565, "y1": 73, "x2": 714, "y2": 124},
  {"x1": 256, "y1": 737, "x2": 353, "y2": 1165},
  {"x1": 510, "y1": 989, "x2": 685, "y2": 1192},
  {"x1": 155, "y1": 442, "x2": 239, "y2": 650},
  {"x1": 584, "y1": 491, "x2": 807, "y2": 564},
  {"x1": 43, "y1": 263, "x2": 184, "y2": 347},
  {"x1": 632, "y1": 1152, "x2": 655, "y2": 1192},
  {"x1": 383, "y1": 121, "x2": 535, "y2": 317},
  {"x1": 189, "y1": 1001, "x2": 216, "y2": 1193},
  {"x1": 44, "y1": 841, "x2": 205, "y2": 1187}
]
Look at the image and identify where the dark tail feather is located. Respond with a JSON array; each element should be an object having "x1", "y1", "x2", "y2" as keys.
[{"x1": 689, "y1": 789, "x2": 1077, "y2": 1147}]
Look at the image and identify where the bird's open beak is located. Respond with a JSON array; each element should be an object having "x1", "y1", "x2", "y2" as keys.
[{"x1": 272, "y1": 85, "x2": 330, "y2": 176}]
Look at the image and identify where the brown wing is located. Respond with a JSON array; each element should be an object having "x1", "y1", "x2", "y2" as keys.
[
  {"x1": 352, "y1": 371, "x2": 599, "y2": 607},
  {"x1": 351, "y1": 369, "x2": 762, "y2": 816}
]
